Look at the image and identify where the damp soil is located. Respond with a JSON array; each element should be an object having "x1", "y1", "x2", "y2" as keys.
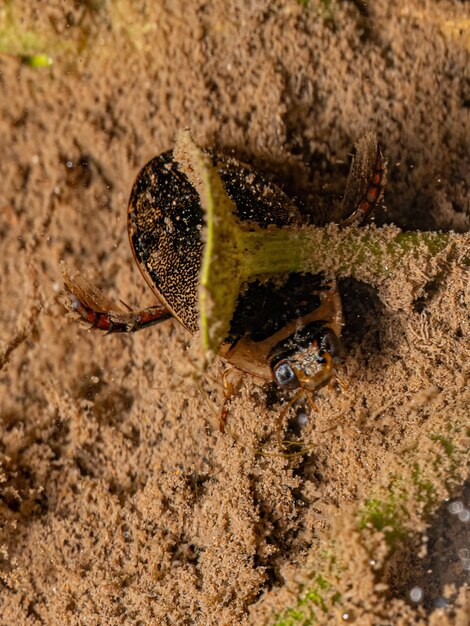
[{"x1": 0, "y1": 1, "x2": 469, "y2": 625}]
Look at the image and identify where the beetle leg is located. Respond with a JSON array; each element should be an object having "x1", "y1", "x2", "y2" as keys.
[
  {"x1": 277, "y1": 389, "x2": 304, "y2": 447},
  {"x1": 306, "y1": 392, "x2": 320, "y2": 413},
  {"x1": 332, "y1": 372, "x2": 349, "y2": 390},
  {"x1": 64, "y1": 286, "x2": 171, "y2": 333},
  {"x1": 220, "y1": 368, "x2": 243, "y2": 432},
  {"x1": 340, "y1": 136, "x2": 387, "y2": 227},
  {"x1": 61, "y1": 261, "x2": 171, "y2": 333}
]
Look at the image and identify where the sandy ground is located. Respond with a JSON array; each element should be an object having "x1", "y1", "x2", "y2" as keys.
[{"x1": 0, "y1": 1, "x2": 469, "y2": 625}]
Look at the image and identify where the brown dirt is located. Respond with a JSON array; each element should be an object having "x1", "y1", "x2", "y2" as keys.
[{"x1": 0, "y1": 1, "x2": 469, "y2": 625}]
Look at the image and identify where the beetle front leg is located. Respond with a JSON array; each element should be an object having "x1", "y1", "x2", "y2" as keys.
[{"x1": 277, "y1": 389, "x2": 304, "y2": 447}]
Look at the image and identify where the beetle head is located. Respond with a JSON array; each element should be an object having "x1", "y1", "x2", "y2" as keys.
[{"x1": 270, "y1": 326, "x2": 344, "y2": 392}]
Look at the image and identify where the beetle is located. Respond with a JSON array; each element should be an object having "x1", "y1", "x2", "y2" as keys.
[{"x1": 62, "y1": 134, "x2": 386, "y2": 433}]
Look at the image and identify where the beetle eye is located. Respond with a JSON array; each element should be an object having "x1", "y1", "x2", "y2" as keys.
[{"x1": 274, "y1": 361, "x2": 299, "y2": 389}]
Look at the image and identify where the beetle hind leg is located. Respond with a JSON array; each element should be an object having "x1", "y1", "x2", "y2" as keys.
[
  {"x1": 60, "y1": 261, "x2": 171, "y2": 333},
  {"x1": 340, "y1": 133, "x2": 387, "y2": 227}
]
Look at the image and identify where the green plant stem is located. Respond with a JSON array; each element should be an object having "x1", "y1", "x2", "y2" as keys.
[
  {"x1": 173, "y1": 131, "x2": 465, "y2": 355},
  {"x1": 238, "y1": 225, "x2": 451, "y2": 279}
]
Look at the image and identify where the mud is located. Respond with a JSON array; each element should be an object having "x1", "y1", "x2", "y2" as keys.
[{"x1": 0, "y1": 1, "x2": 468, "y2": 624}]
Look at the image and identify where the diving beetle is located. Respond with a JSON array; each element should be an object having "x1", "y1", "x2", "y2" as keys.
[{"x1": 62, "y1": 134, "x2": 386, "y2": 431}]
